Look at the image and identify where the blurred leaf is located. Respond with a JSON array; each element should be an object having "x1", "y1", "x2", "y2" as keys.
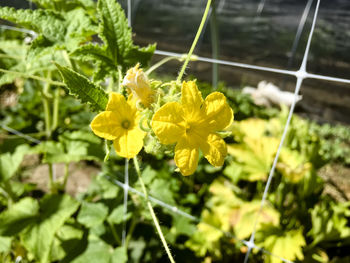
[
  {"x1": 50, "y1": 223, "x2": 84, "y2": 262},
  {"x1": 186, "y1": 210, "x2": 223, "y2": 258},
  {"x1": 227, "y1": 137, "x2": 279, "y2": 181},
  {"x1": 0, "y1": 197, "x2": 39, "y2": 236},
  {"x1": 277, "y1": 149, "x2": 312, "y2": 183},
  {"x1": 256, "y1": 226, "x2": 306, "y2": 263},
  {"x1": 108, "y1": 205, "x2": 132, "y2": 225},
  {"x1": 230, "y1": 201, "x2": 280, "y2": 240},
  {"x1": 71, "y1": 236, "x2": 127, "y2": 263},
  {"x1": 0, "y1": 236, "x2": 11, "y2": 253},
  {"x1": 21, "y1": 194, "x2": 79, "y2": 263},
  {"x1": 0, "y1": 144, "x2": 30, "y2": 182},
  {"x1": 308, "y1": 200, "x2": 350, "y2": 246},
  {"x1": 77, "y1": 202, "x2": 108, "y2": 228}
]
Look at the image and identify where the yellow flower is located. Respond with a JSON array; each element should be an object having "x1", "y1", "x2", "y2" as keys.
[
  {"x1": 151, "y1": 81, "x2": 233, "y2": 175},
  {"x1": 90, "y1": 92, "x2": 146, "y2": 159},
  {"x1": 122, "y1": 63, "x2": 154, "y2": 107}
]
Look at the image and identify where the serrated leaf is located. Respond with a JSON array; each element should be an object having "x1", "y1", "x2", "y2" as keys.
[
  {"x1": 21, "y1": 194, "x2": 79, "y2": 263},
  {"x1": 77, "y1": 202, "x2": 109, "y2": 228},
  {"x1": 71, "y1": 43, "x2": 111, "y2": 64},
  {"x1": 0, "y1": 197, "x2": 39, "y2": 236},
  {"x1": 56, "y1": 64, "x2": 108, "y2": 112},
  {"x1": 97, "y1": 0, "x2": 132, "y2": 64}
]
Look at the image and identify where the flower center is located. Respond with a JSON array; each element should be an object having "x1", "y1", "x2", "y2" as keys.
[
  {"x1": 121, "y1": 119, "x2": 131, "y2": 129},
  {"x1": 185, "y1": 122, "x2": 193, "y2": 134}
]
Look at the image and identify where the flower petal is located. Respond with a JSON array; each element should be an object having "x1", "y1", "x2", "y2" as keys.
[
  {"x1": 113, "y1": 128, "x2": 145, "y2": 159},
  {"x1": 201, "y1": 92, "x2": 233, "y2": 131},
  {"x1": 90, "y1": 111, "x2": 123, "y2": 140},
  {"x1": 199, "y1": 133, "x2": 227, "y2": 167},
  {"x1": 151, "y1": 102, "x2": 186, "y2": 144},
  {"x1": 175, "y1": 137, "x2": 199, "y2": 176},
  {"x1": 106, "y1": 92, "x2": 136, "y2": 118},
  {"x1": 181, "y1": 81, "x2": 203, "y2": 116}
]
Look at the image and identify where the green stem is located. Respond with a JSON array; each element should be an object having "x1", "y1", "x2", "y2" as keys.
[
  {"x1": 133, "y1": 157, "x2": 175, "y2": 263},
  {"x1": 210, "y1": 1, "x2": 219, "y2": 89},
  {"x1": 125, "y1": 215, "x2": 137, "y2": 248},
  {"x1": 108, "y1": 221, "x2": 122, "y2": 246},
  {"x1": 0, "y1": 68, "x2": 65, "y2": 86},
  {"x1": 62, "y1": 163, "x2": 69, "y2": 190},
  {"x1": 51, "y1": 88, "x2": 60, "y2": 132},
  {"x1": 146, "y1": 56, "x2": 181, "y2": 75},
  {"x1": 176, "y1": 0, "x2": 212, "y2": 83},
  {"x1": 42, "y1": 96, "x2": 51, "y2": 139}
]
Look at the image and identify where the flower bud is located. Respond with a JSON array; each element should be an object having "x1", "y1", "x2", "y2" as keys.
[{"x1": 122, "y1": 64, "x2": 154, "y2": 107}]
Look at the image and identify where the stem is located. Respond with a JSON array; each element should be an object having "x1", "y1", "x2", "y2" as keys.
[
  {"x1": 108, "y1": 221, "x2": 122, "y2": 246},
  {"x1": 62, "y1": 163, "x2": 69, "y2": 190},
  {"x1": 133, "y1": 157, "x2": 175, "y2": 263},
  {"x1": 146, "y1": 56, "x2": 181, "y2": 75},
  {"x1": 42, "y1": 96, "x2": 51, "y2": 139},
  {"x1": 210, "y1": 1, "x2": 219, "y2": 89},
  {"x1": 125, "y1": 215, "x2": 137, "y2": 248},
  {"x1": 51, "y1": 88, "x2": 60, "y2": 132},
  {"x1": 122, "y1": 158, "x2": 129, "y2": 246},
  {"x1": 176, "y1": 0, "x2": 212, "y2": 83},
  {"x1": 42, "y1": 74, "x2": 52, "y2": 139},
  {"x1": 0, "y1": 68, "x2": 65, "y2": 86}
]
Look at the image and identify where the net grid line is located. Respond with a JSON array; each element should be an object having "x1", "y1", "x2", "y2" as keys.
[{"x1": 0, "y1": 0, "x2": 348, "y2": 261}]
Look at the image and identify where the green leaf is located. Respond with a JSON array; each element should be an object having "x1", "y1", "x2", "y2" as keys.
[
  {"x1": 77, "y1": 202, "x2": 109, "y2": 228},
  {"x1": 256, "y1": 226, "x2": 306, "y2": 263},
  {"x1": 0, "y1": 7, "x2": 66, "y2": 42},
  {"x1": 124, "y1": 44, "x2": 157, "y2": 68},
  {"x1": 0, "y1": 197, "x2": 39, "y2": 236},
  {"x1": 0, "y1": 144, "x2": 30, "y2": 182},
  {"x1": 97, "y1": 0, "x2": 132, "y2": 64},
  {"x1": 71, "y1": 43, "x2": 112, "y2": 65},
  {"x1": 111, "y1": 246, "x2": 127, "y2": 263},
  {"x1": 0, "y1": 236, "x2": 12, "y2": 253},
  {"x1": 50, "y1": 223, "x2": 85, "y2": 262},
  {"x1": 108, "y1": 205, "x2": 131, "y2": 225},
  {"x1": 71, "y1": 237, "x2": 126, "y2": 263},
  {"x1": 21, "y1": 194, "x2": 79, "y2": 263},
  {"x1": 56, "y1": 63, "x2": 108, "y2": 112}
]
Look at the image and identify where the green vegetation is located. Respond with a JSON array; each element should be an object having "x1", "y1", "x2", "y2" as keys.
[{"x1": 0, "y1": 1, "x2": 349, "y2": 262}]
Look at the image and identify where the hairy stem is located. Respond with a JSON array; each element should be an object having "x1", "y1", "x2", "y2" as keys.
[
  {"x1": 133, "y1": 157, "x2": 175, "y2": 263},
  {"x1": 146, "y1": 56, "x2": 181, "y2": 75},
  {"x1": 0, "y1": 68, "x2": 65, "y2": 86},
  {"x1": 176, "y1": 0, "x2": 212, "y2": 83}
]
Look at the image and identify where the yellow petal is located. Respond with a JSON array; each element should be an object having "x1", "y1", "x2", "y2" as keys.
[
  {"x1": 90, "y1": 111, "x2": 123, "y2": 140},
  {"x1": 174, "y1": 137, "x2": 199, "y2": 176},
  {"x1": 151, "y1": 102, "x2": 186, "y2": 144},
  {"x1": 106, "y1": 92, "x2": 136, "y2": 118},
  {"x1": 199, "y1": 133, "x2": 227, "y2": 167},
  {"x1": 113, "y1": 127, "x2": 145, "y2": 159},
  {"x1": 181, "y1": 81, "x2": 203, "y2": 116},
  {"x1": 201, "y1": 92, "x2": 233, "y2": 131}
]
